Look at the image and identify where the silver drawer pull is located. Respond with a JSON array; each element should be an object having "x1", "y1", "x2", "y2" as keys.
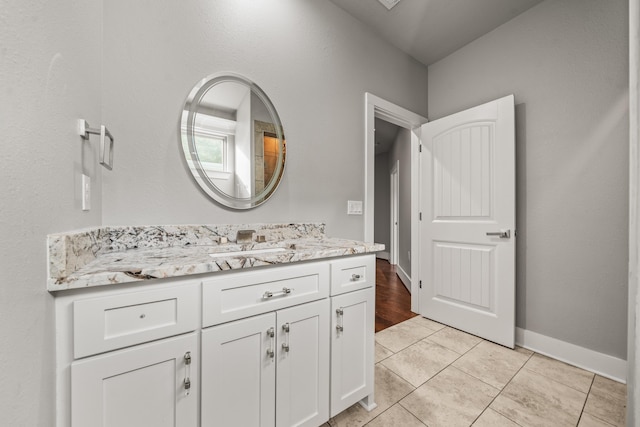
[
  {"x1": 263, "y1": 287, "x2": 293, "y2": 299},
  {"x1": 336, "y1": 308, "x2": 344, "y2": 332},
  {"x1": 351, "y1": 274, "x2": 362, "y2": 281},
  {"x1": 486, "y1": 230, "x2": 511, "y2": 239}
]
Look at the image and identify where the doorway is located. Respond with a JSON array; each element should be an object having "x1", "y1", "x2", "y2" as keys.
[
  {"x1": 364, "y1": 93, "x2": 427, "y2": 328},
  {"x1": 364, "y1": 93, "x2": 426, "y2": 314},
  {"x1": 372, "y1": 117, "x2": 414, "y2": 332}
]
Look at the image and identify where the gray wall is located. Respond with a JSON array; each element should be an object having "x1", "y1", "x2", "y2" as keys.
[
  {"x1": 0, "y1": 0, "x2": 428, "y2": 424},
  {"x1": 100, "y1": 0, "x2": 429, "y2": 240},
  {"x1": 0, "y1": 0, "x2": 103, "y2": 425},
  {"x1": 428, "y1": 0, "x2": 629, "y2": 358},
  {"x1": 390, "y1": 128, "x2": 412, "y2": 278},
  {"x1": 374, "y1": 152, "x2": 391, "y2": 253}
]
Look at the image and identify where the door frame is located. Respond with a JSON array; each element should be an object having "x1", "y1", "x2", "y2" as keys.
[
  {"x1": 390, "y1": 161, "x2": 399, "y2": 265},
  {"x1": 364, "y1": 93, "x2": 426, "y2": 313}
]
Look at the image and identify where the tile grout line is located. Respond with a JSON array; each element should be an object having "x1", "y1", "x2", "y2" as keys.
[
  {"x1": 469, "y1": 347, "x2": 535, "y2": 426},
  {"x1": 396, "y1": 330, "x2": 487, "y2": 423},
  {"x1": 575, "y1": 375, "x2": 596, "y2": 427}
]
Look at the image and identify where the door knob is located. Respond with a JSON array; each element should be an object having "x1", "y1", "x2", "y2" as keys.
[{"x1": 486, "y1": 230, "x2": 511, "y2": 238}]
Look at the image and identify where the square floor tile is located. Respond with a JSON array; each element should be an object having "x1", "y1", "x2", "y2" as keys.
[
  {"x1": 400, "y1": 366, "x2": 499, "y2": 427},
  {"x1": 329, "y1": 364, "x2": 415, "y2": 427},
  {"x1": 491, "y1": 367, "x2": 587, "y2": 426},
  {"x1": 365, "y1": 404, "x2": 425, "y2": 427},
  {"x1": 578, "y1": 412, "x2": 620, "y2": 427},
  {"x1": 472, "y1": 408, "x2": 520, "y2": 426},
  {"x1": 381, "y1": 340, "x2": 460, "y2": 387},
  {"x1": 524, "y1": 353, "x2": 594, "y2": 393},
  {"x1": 375, "y1": 320, "x2": 436, "y2": 353},
  {"x1": 453, "y1": 340, "x2": 531, "y2": 389},
  {"x1": 375, "y1": 342, "x2": 394, "y2": 363},
  {"x1": 583, "y1": 376, "x2": 626, "y2": 426},
  {"x1": 406, "y1": 315, "x2": 446, "y2": 331},
  {"x1": 424, "y1": 326, "x2": 483, "y2": 354}
]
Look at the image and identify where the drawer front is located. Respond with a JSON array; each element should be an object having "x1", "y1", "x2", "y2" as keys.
[
  {"x1": 74, "y1": 284, "x2": 199, "y2": 358},
  {"x1": 330, "y1": 255, "x2": 375, "y2": 296},
  {"x1": 202, "y1": 262, "x2": 330, "y2": 327}
]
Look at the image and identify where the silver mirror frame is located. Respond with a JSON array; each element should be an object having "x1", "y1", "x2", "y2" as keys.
[{"x1": 181, "y1": 73, "x2": 286, "y2": 209}]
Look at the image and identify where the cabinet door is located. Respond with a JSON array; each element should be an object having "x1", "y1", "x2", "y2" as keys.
[
  {"x1": 330, "y1": 287, "x2": 375, "y2": 417},
  {"x1": 201, "y1": 312, "x2": 276, "y2": 427},
  {"x1": 276, "y1": 299, "x2": 330, "y2": 427},
  {"x1": 71, "y1": 332, "x2": 198, "y2": 427}
]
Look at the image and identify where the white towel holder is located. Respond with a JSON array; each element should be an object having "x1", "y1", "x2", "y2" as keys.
[{"x1": 77, "y1": 119, "x2": 114, "y2": 170}]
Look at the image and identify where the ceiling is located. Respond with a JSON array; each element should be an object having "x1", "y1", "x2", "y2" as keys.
[
  {"x1": 337, "y1": 0, "x2": 545, "y2": 153},
  {"x1": 329, "y1": 0, "x2": 544, "y2": 67}
]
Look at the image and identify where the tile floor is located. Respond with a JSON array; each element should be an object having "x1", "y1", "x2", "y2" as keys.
[{"x1": 323, "y1": 316, "x2": 627, "y2": 427}]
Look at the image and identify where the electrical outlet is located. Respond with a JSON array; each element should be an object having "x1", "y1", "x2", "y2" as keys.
[{"x1": 82, "y1": 174, "x2": 91, "y2": 211}]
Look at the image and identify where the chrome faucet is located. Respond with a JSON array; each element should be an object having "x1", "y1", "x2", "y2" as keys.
[{"x1": 236, "y1": 229, "x2": 255, "y2": 244}]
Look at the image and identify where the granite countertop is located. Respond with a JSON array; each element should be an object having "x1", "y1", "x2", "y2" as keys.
[{"x1": 47, "y1": 223, "x2": 383, "y2": 291}]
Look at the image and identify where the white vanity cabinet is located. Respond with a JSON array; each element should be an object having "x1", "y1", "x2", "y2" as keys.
[
  {"x1": 201, "y1": 299, "x2": 329, "y2": 427},
  {"x1": 201, "y1": 262, "x2": 331, "y2": 427},
  {"x1": 62, "y1": 283, "x2": 201, "y2": 427},
  {"x1": 71, "y1": 332, "x2": 199, "y2": 427},
  {"x1": 55, "y1": 254, "x2": 377, "y2": 427},
  {"x1": 329, "y1": 256, "x2": 376, "y2": 416}
]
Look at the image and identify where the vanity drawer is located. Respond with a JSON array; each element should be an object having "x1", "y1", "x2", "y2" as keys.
[
  {"x1": 202, "y1": 262, "x2": 330, "y2": 327},
  {"x1": 73, "y1": 284, "x2": 199, "y2": 358},
  {"x1": 330, "y1": 255, "x2": 375, "y2": 296}
]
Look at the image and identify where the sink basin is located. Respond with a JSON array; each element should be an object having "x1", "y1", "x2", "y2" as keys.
[{"x1": 209, "y1": 247, "x2": 288, "y2": 258}]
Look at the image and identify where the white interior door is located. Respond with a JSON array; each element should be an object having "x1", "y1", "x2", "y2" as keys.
[{"x1": 420, "y1": 95, "x2": 515, "y2": 348}]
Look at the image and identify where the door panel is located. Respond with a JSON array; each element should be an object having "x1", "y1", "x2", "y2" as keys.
[
  {"x1": 330, "y1": 287, "x2": 375, "y2": 416},
  {"x1": 201, "y1": 313, "x2": 276, "y2": 427},
  {"x1": 276, "y1": 299, "x2": 329, "y2": 427},
  {"x1": 421, "y1": 95, "x2": 515, "y2": 348},
  {"x1": 71, "y1": 332, "x2": 198, "y2": 427}
]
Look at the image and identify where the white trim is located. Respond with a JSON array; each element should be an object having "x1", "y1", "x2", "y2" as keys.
[
  {"x1": 629, "y1": 0, "x2": 639, "y2": 424},
  {"x1": 516, "y1": 327, "x2": 627, "y2": 383},
  {"x1": 395, "y1": 264, "x2": 411, "y2": 294},
  {"x1": 376, "y1": 251, "x2": 390, "y2": 261},
  {"x1": 390, "y1": 161, "x2": 399, "y2": 265}
]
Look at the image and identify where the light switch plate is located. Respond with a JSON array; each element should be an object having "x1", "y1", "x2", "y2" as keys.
[{"x1": 347, "y1": 200, "x2": 363, "y2": 215}]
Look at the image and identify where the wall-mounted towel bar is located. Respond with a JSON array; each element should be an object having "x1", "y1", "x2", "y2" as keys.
[{"x1": 77, "y1": 119, "x2": 114, "y2": 170}]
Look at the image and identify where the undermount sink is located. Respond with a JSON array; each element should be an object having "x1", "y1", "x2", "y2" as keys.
[{"x1": 208, "y1": 247, "x2": 288, "y2": 258}]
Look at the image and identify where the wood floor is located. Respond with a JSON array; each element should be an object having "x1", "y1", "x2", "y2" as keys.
[{"x1": 375, "y1": 258, "x2": 417, "y2": 332}]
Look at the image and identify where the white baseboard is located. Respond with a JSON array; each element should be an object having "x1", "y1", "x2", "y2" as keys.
[
  {"x1": 396, "y1": 264, "x2": 411, "y2": 293},
  {"x1": 376, "y1": 251, "x2": 390, "y2": 261},
  {"x1": 516, "y1": 327, "x2": 627, "y2": 383}
]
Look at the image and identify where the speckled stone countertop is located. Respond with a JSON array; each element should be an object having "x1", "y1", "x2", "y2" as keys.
[{"x1": 47, "y1": 223, "x2": 384, "y2": 291}]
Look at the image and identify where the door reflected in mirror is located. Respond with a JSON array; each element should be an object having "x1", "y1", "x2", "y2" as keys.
[{"x1": 181, "y1": 73, "x2": 286, "y2": 209}]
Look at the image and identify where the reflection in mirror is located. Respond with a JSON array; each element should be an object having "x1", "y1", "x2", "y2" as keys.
[{"x1": 181, "y1": 74, "x2": 286, "y2": 209}]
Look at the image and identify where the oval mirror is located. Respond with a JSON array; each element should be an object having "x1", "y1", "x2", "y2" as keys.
[{"x1": 180, "y1": 73, "x2": 286, "y2": 209}]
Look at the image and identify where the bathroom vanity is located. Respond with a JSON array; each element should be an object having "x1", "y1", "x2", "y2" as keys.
[{"x1": 49, "y1": 223, "x2": 381, "y2": 427}]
